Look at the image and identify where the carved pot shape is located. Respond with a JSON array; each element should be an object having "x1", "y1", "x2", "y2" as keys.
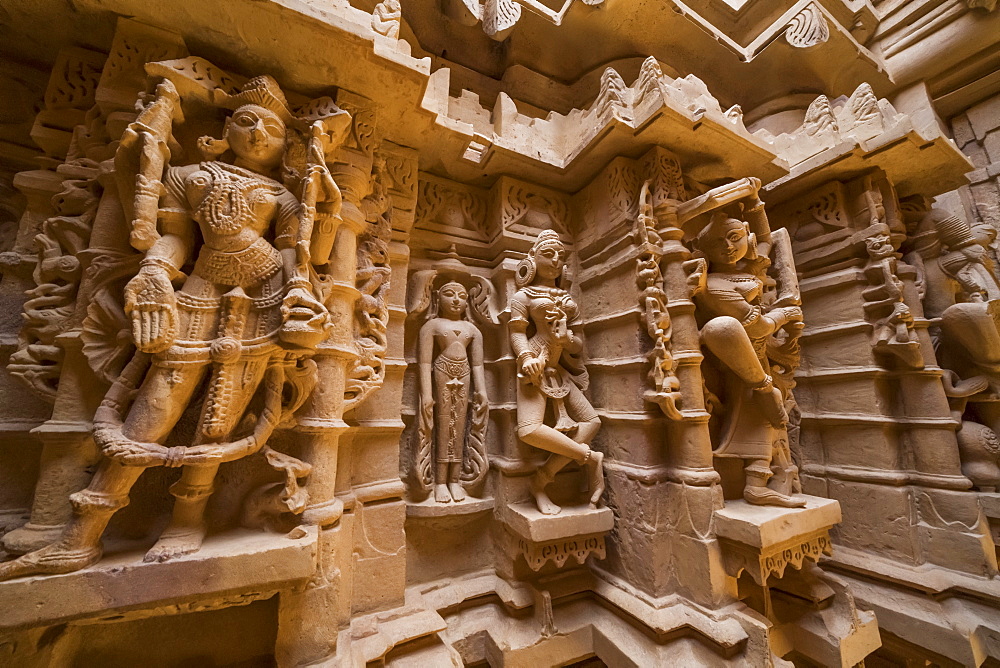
[{"x1": 957, "y1": 420, "x2": 1000, "y2": 492}]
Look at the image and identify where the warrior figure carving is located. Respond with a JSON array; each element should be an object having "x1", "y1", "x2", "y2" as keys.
[
  {"x1": 0, "y1": 75, "x2": 348, "y2": 580},
  {"x1": 509, "y1": 230, "x2": 604, "y2": 515}
]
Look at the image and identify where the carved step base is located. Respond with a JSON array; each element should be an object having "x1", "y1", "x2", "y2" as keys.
[
  {"x1": 0, "y1": 527, "x2": 318, "y2": 630},
  {"x1": 714, "y1": 495, "x2": 841, "y2": 586}
]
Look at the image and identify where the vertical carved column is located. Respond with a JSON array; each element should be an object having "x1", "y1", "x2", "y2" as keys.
[{"x1": 773, "y1": 171, "x2": 996, "y2": 575}]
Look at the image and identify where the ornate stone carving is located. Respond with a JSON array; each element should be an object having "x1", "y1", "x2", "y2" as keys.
[
  {"x1": 681, "y1": 179, "x2": 805, "y2": 507},
  {"x1": 517, "y1": 534, "x2": 606, "y2": 571},
  {"x1": 0, "y1": 72, "x2": 351, "y2": 581},
  {"x1": 785, "y1": 3, "x2": 830, "y2": 48},
  {"x1": 635, "y1": 181, "x2": 681, "y2": 419},
  {"x1": 509, "y1": 230, "x2": 604, "y2": 515},
  {"x1": 372, "y1": 0, "x2": 402, "y2": 39},
  {"x1": 344, "y1": 157, "x2": 394, "y2": 411},
  {"x1": 410, "y1": 272, "x2": 490, "y2": 503},
  {"x1": 861, "y1": 231, "x2": 922, "y2": 368}
]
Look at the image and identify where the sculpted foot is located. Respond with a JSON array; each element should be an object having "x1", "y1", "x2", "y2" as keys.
[
  {"x1": 144, "y1": 524, "x2": 206, "y2": 563},
  {"x1": 0, "y1": 543, "x2": 101, "y2": 582},
  {"x1": 587, "y1": 451, "x2": 605, "y2": 507},
  {"x1": 434, "y1": 484, "x2": 452, "y2": 503},
  {"x1": 744, "y1": 486, "x2": 806, "y2": 508},
  {"x1": 530, "y1": 477, "x2": 561, "y2": 515},
  {"x1": 448, "y1": 483, "x2": 466, "y2": 502}
]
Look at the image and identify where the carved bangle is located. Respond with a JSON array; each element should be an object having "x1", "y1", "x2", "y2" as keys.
[
  {"x1": 750, "y1": 375, "x2": 774, "y2": 392},
  {"x1": 579, "y1": 449, "x2": 592, "y2": 465},
  {"x1": 516, "y1": 351, "x2": 534, "y2": 364},
  {"x1": 139, "y1": 256, "x2": 178, "y2": 274},
  {"x1": 286, "y1": 277, "x2": 312, "y2": 291}
]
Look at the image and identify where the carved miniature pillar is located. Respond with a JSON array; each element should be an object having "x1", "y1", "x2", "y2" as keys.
[
  {"x1": 276, "y1": 93, "x2": 378, "y2": 666},
  {"x1": 643, "y1": 149, "x2": 727, "y2": 607}
]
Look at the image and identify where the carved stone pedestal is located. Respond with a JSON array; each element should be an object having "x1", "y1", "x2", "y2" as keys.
[
  {"x1": 0, "y1": 527, "x2": 318, "y2": 631},
  {"x1": 496, "y1": 502, "x2": 613, "y2": 578},
  {"x1": 980, "y1": 491, "x2": 1000, "y2": 559},
  {"x1": 714, "y1": 495, "x2": 841, "y2": 586},
  {"x1": 715, "y1": 496, "x2": 880, "y2": 666}
]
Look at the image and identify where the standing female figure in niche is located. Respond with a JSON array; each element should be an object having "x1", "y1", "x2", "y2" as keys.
[
  {"x1": 417, "y1": 281, "x2": 488, "y2": 503},
  {"x1": 509, "y1": 230, "x2": 604, "y2": 515}
]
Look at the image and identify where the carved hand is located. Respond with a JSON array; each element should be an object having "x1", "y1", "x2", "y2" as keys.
[
  {"x1": 282, "y1": 286, "x2": 328, "y2": 321},
  {"x1": 521, "y1": 356, "x2": 545, "y2": 381},
  {"x1": 775, "y1": 305, "x2": 803, "y2": 326},
  {"x1": 100, "y1": 435, "x2": 173, "y2": 467},
  {"x1": 124, "y1": 265, "x2": 178, "y2": 353}
]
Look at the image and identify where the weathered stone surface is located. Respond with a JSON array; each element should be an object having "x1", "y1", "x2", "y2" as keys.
[{"x1": 0, "y1": 0, "x2": 998, "y2": 665}]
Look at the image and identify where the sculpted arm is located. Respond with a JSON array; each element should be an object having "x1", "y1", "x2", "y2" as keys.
[
  {"x1": 418, "y1": 320, "x2": 436, "y2": 405},
  {"x1": 124, "y1": 168, "x2": 195, "y2": 353},
  {"x1": 509, "y1": 293, "x2": 543, "y2": 381},
  {"x1": 470, "y1": 325, "x2": 488, "y2": 403}
]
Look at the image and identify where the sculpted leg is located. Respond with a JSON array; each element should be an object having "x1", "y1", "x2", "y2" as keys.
[
  {"x1": 448, "y1": 463, "x2": 466, "y2": 502},
  {"x1": 744, "y1": 458, "x2": 805, "y2": 508},
  {"x1": 144, "y1": 463, "x2": 219, "y2": 562},
  {"x1": 0, "y1": 461, "x2": 144, "y2": 581},
  {"x1": 701, "y1": 316, "x2": 787, "y2": 427},
  {"x1": 435, "y1": 462, "x2": 452, "y2": 503}
]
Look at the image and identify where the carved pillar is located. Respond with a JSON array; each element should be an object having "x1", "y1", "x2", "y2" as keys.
[{"x1": 773, "y1": 171, "x2": 997, "y2": 574}]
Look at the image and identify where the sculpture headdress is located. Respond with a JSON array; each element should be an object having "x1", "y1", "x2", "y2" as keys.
[
  {"x1": 214, "y1": 75, "x2": 295, "y2": 125},
  {"x1": 516, "y1": 229, "x2": 567, "y2": 289}
]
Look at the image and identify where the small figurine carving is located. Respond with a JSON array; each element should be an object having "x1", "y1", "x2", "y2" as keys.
[
  {"x1": 0, "y1": 75, "x2": 349, "y2": 581},
  {"x1": 415, "y1": 281, "x2": 489, "y2": 503},
  {"x1": 372, "y1": 0, "x2": 402, "y2": 39},
  {"x1": 509, "y1": 230, "x2": 604, "y2": 515},
  {"x1": 690, "y1": 211, "x2": 805, "y2": 507},
  {"x1": 861, "y1": 232, "x2": 922, "y2": 368}
]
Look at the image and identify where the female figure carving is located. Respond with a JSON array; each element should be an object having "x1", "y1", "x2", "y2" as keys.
[
  {"x1": 693, "y1": 213, "x2": 805, "y2": 507},
  {"x1": 509, "y1": 230, "x2": 604, "y2": 515},
  {"x1": 0, "y1": 76, "x2": 345, "y2": 580},
  {"x1": 416, "y1": 282, "x2": 489, "y2": 502}
]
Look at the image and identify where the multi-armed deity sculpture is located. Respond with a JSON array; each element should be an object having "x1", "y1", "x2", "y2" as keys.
[
  {"x1": 509, "y1": 230, "x2": 605, "y2": 515},
  {"x1": 0, "y1": 74, "x2": 352, "y2": 580}
]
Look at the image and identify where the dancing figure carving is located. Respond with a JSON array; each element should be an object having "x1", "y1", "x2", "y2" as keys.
[{"x1": 508, "y1": 230, "x2": 604, "y2": 515}]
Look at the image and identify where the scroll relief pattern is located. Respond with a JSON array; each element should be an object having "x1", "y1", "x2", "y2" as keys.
[{"x1": 0, "y1": 62, "x2": 386, "y2": 581}]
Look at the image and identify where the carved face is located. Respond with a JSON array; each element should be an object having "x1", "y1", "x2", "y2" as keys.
[
  {"x1": 438, "y1": 282, "x2": 468, "y2": 318},
  {"x1": 864, "y1": 234, "x2": 893, "y2": 259},
  {"x1": 226, "y1": 104, "x2": 287, "y2": 169},
  {"x1": 702, "y1": 218, "x2": 749, "y2": 266},
  {"x1": 533, "y1": 241, "x2": 566, "y2": 280}
]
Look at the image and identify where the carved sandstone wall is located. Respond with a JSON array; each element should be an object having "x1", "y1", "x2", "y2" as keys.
[{"x1": 0, "y1": 1, "x2": 998, "y2": 667}]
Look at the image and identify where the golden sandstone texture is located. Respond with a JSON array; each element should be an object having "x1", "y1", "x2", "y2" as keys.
[{"x1": 0, "y1": 0, "x2": 999, "y2": 665}]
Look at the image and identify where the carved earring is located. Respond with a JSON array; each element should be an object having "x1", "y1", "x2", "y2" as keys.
[
  {"x1": 515, "y1": 256, "x2": 536, "y2": 289},
  {"x1": 746, "y1": 230, "x2": 759, "y2": 260}
]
